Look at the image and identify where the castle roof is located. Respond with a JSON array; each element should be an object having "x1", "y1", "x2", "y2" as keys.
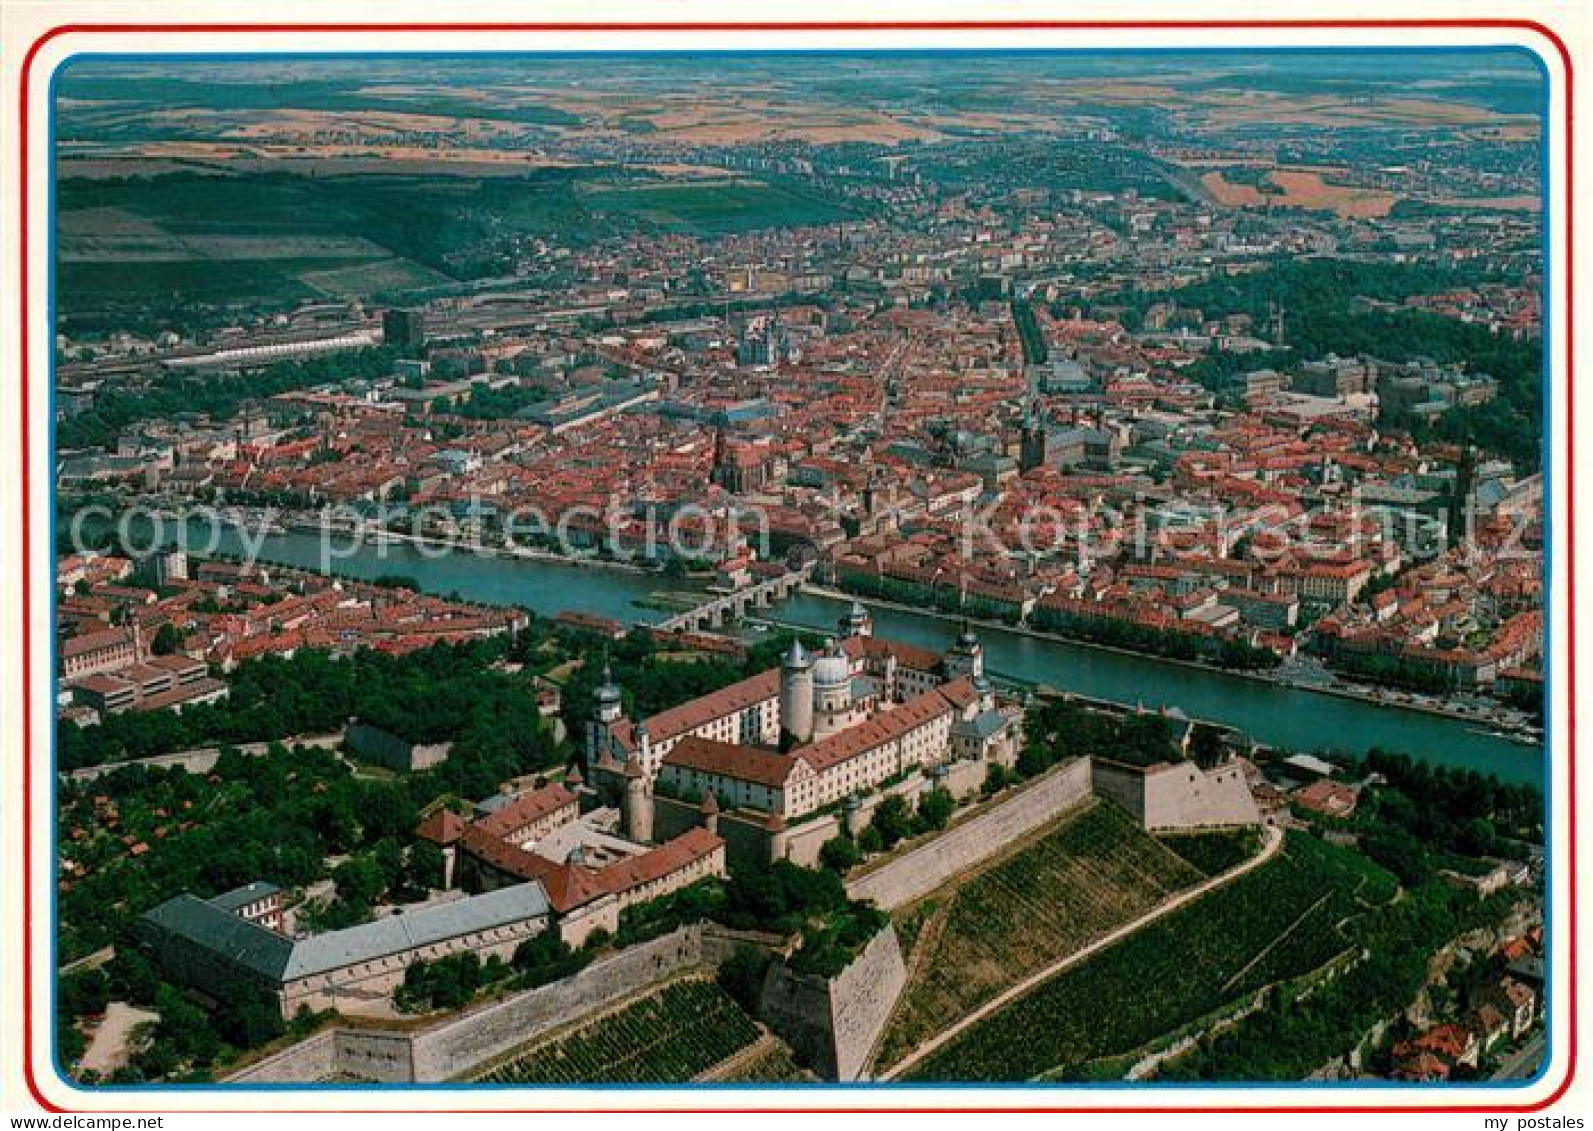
[
  {"x1": 641, "y1": 669, "x2": 781, "y2": 742},
  {"x1": 415, "y1": 808, "x2": 466, "y2": 846},
  {"x1": 663, "y1": 735, "x2": 800, "y2": 789},
  {"x1": 812, "y1": 648, "x2": 851, "y2": 689},
  {"x1": 953, "y1": 707, "x2": 1009, "y2": 741},
  {"x1": 841, "y1": 634, "x2": 944, "y2": 673},
  {"x1": 209, "y1": 881, "x2": 281, "y2": 914},
  {"x1": 595, "y1": 663, "x2": 622, "y2": 705},
  {"x1": 798, "y1": 677, "x2": 973, "y2": 773},
  {"x1": 141, "y1": 881, "x2": 551, "y2": 983},
  {"x1": 458, "y1": 825, "x2": 723, "y2": 913},
  {"x1": 472, "y1": 783, "x2": 579, "y2": 839}
]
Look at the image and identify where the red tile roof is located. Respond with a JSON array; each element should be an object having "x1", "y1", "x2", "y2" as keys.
[
  {"x1": 663, "y1": 736, "x2": 798, "y2": 788},
  {"x1": 473, "y1": 784, "x2": 579, "y2": 839},
  {"x1": 643, "y1": 669, "x2": 781, "y2": 743},
  {"x1": 843, "y1": 634, "x2": 944, "y2": 673},
  {"x1": 591, "y1": 827, "x2": 723, "y2": 897},
  {"x1": 415, "y1": 808, "x2": 466, "y2": 846},
  {"x1": 61, "y1": 627, "x2": 134, "y2": 658},
  {"x1": 460, "y1": 824, "x2": 723, "y2": 913},
  {"x1": 798, "y1": 677, "x2": 972, "y2": 773}
]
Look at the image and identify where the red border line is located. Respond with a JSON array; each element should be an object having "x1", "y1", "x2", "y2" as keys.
[{"x1": 18, "y1": 17, "x2": 1577, "y2": 1116}]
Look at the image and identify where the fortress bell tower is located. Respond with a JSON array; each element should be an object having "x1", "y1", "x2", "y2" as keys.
[{"x1": 587, "y1": 663, "x2": 626, "y2": 765}]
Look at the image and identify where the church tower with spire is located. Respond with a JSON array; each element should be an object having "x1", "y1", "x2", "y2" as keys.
[
  {"x1": 711, "y1": 425, "x2": 730, "y2": 490},
  {"x1": 1019, "y1": 397, "x2": 1048, "y2": 473},
  {"x1": 587, "y1": 663, "x2": 626, "y2": 766}
]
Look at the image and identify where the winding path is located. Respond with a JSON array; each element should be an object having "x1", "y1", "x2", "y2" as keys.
[{"x1": 878, "y1": 822, "x2": 1286, "y2": 1081}]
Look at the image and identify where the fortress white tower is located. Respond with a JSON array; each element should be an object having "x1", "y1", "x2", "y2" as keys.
[
  {"x1": 779, "y1": 639, "x2": 815, "y2": 747},
  {"x1": 811, "y1": 640, "x2": 854, "y2": 740}
]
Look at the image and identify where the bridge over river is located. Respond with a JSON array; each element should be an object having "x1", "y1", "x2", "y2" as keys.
[{"x1": 657, "y1": 564, "x2": 815, "y2": 633}]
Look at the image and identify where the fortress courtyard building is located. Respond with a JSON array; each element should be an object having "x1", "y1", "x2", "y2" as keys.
[{"x1": 588, "y1": 604, "x2": 1023, "y2": 851}]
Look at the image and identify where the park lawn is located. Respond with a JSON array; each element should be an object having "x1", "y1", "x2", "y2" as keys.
[
  {"x1": 872, "y1": 801, "x2": 1210, "y2": 1072},
  {"x1": 902, "y1": 832, "x2": 1386, "y2": 1082}
]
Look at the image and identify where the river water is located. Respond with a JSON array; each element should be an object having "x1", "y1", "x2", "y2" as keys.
[{"x1": 162, "y1": 525, "x2": 1545, "y2": 787}]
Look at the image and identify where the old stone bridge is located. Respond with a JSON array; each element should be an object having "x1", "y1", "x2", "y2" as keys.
[{"x1": 658, "y1": 564, "x2": 814, "y2": 633}]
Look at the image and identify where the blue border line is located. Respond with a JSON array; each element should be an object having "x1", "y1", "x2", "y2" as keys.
[{"x1": 44, "y1": 42, "x2": 1556, "y2": 1095}]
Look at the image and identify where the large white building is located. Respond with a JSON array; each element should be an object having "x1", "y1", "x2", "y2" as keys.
[{"x1": 590, "y1": 603, "x2": 1021, "y2": 828}]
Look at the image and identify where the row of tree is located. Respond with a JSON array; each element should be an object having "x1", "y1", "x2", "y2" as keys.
[{"x1": 59, "y1": 636, "x2": 558, "y2": 770}]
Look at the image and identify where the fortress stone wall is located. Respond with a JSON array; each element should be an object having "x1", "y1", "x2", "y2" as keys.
[
  {"x1": 344, "y1": 721, "x2": 452, "y2": 773},
  {"x1": 228, "y1": 746, "x2": 1265, "y2": 1086},
  {"x1": 656, "y1": 770, "x2": 944, "y2": 871},
  {"x1": 415, "y1": 925, "x2": 734, "y2": 1080},
  {"x1": 1091, "y1": 757, "x2": 1259, "y2": 831},
  {"x1": 225, "y1": 924, "x2": 737, "y2": 1084},
  {"x1": 759, "y1": 924, "x2": 907, "y2": 1081},
  {"x1": 845, "y1": 756, "x2": 1092, "y2": 910},
  {"x1": 226, "y1": 1030, "x2": 340, "y2": 1084},
  {"x1": 331, "y1": 1029, "x2": 415, "y2": 1083}
]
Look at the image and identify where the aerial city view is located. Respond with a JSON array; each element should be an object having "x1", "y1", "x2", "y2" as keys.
[{"x1": 50, "y1": 51, "x2": 1548, "y2": 1088}]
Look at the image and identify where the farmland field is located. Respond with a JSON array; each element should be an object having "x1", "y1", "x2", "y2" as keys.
[
  {"x1": 54, "y1": 168, "x2": 856, "y2": 322},
  {"x1": 872, "y1": 801, "x2": 1211, "y2": 1072},
  {"x1": 475, "y1": 979, "x2": 761, "y2": 1085},
  {"x1": 1199, "y1": 167, "x2": 1397, "y2": 218},
  {"x1": 580, "y1": 179, "x2": 857, "y2": 236},
  {"x1": 1156, "y1": 828, "x2": 1263, "y2": 877},
  {"x1": 711, "y1": 1038, "x2": 819, "y2": 1083},
  {"x1": 901, "y1": 833, "x2": 1391, "y2": 1082}
]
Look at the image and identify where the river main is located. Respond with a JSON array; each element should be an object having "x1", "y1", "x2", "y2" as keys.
[{"x1": 184, "y1": 525, "x2": 1544, "y2": 787}]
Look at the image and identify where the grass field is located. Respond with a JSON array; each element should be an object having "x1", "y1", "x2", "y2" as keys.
[
  {"x1": 55, "y1": 175, "x2": 457, "y2": 319},
  {"x1": 872, "y1": 801, "x2": 1211, "y2": 1072},
  {"x1": 293, "y1": 257, "x2": 454, "y2": 298},
  {"x1": 57, "y1": 257, "x2": 386, "y2": 306},
  {"x1": 901, "y1": 833, "x2": 1391, "y2": 1082},
  {"x1": 476, "y1": 979, "x2": 761, "y2": 1085}
]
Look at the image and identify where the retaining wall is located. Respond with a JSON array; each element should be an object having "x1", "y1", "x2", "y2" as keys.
[
  {"x1": 417, "y1": 925, "x2": 722, "y2": 1080},
  {"x1": 759, "y1": 925, "x2": 907, "y2": 1082},
  {"x1": 845, "y1": 757, "x2": 1092, "y2": 910},
  {"x1": 345, "y1": 722, "x2": 452, "y2": 773},
  {"x1": 1091, "y1": 758, "x2": 1260, "y2": 832},
  {"x1": 224, "y1": 924, "x2": 734, "y2": 1084}
]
